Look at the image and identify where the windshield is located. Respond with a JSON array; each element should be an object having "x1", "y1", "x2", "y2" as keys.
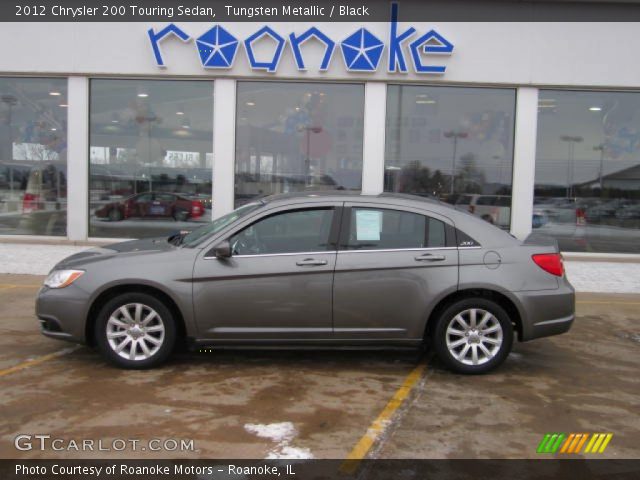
[{"x1": 181, "y1": 202, "x2": 263, "y2": 247}]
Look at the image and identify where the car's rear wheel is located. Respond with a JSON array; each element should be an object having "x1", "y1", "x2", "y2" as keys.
[
  {"x1": 432, "y1": 298, "x2": 513, "y2": 374},
  {"x1": 95, "y1": 293, "x2": 176, "y2": 369},
  {"x1": 173, "y1": 210, "x2": 189, "y2": 222}
]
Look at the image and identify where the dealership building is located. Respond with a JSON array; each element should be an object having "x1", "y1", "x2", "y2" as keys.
[{"x1": 0, "y1": 4, "x2": 639, "y2": 255}]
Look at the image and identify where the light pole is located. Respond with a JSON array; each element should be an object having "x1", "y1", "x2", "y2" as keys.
[
  {"x1": 299, "y1": 125, "x2": 323, "y2": 186},
  {"x1": 560, "y1": 135, "x2": 583, "y2": 198},
  {"x1": 593, "y1": 144, "x2": 605, "y2": 190},
  {"x1": 492, "y1": 154, "x2": 504, "y2": 185},
  {"x1": 443, "y1": 130, "x2": 468, "y2": 196}
]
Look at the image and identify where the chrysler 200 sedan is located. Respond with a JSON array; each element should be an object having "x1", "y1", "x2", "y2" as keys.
[{"x1": 36, "y1": 192, "x2": 575, "y2": 374}]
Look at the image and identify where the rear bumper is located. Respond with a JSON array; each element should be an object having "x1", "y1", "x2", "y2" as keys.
[{"x1": 514, "y1": 276, "x2": 576, "y2": 341}]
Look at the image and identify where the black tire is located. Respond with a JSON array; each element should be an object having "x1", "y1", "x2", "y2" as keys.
[
  {"x1": 432, "y1": 297, "x2": 513, "y2": 374},
  {"x1": 95, "y1": 292, "x2": 176, "y2": 369},
  {"x1": 173, "y1": 210, "x2": 189, "y2": 222},
  {"x1": 108, "y1": 208, "x2": 123, "y2": 221}
]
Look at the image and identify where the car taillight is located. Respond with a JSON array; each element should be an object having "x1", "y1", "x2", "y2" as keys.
[
  {"x1": 532, "y1": 253, "x2": 564, "y2": 277},
  {"x1": 22, "y1": 193, "x2": 39, "y2": 213},
  {"x1": 576, "y1": 208, "x2": 586, "y2": 226},
  {"x1": 191, "y1": 201, "x2": 203, "y2": 218}
]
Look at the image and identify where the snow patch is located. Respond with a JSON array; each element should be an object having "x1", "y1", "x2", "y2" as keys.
[
  {"x1": 266, "y1": 446, "x2": 314, "y2": 460},
  {"x1": 244, "y1": 422, "x2": 296, "y2": 443},
  {"x1": 564, "y1": 261, "x2": 640, "y2": 294},
  {"x1": 244, "y1": 422, "x2": 314, "y2": 460},
  {"x1": 0, "y1": 243, "x2": 91, "y2": 275}
]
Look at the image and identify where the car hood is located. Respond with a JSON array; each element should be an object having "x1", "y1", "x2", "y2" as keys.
[{"x1": 54, "y1": 237, "x2": 176, "y2": 269}]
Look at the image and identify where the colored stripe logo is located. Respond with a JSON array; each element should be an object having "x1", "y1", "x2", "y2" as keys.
[{"x1": 537, "y1": 433, "x2": 613, "y2": 454}]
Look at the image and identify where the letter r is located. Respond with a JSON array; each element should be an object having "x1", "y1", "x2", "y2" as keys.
[{"x1": 147, "y1": 24, "x2": 191, "y2": 67}]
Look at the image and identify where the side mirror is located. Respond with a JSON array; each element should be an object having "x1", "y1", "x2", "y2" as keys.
[{"x1": 212, "y1": 240, "x2": 232, "y2": 259}]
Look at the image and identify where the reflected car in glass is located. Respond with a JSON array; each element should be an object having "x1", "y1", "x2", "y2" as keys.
[
  {"x1": 37, "y1": 192, "x2": 575, "y2": 374},
  {"x1": 94, "y1": 192, "x2": 205, "y2": 222}
]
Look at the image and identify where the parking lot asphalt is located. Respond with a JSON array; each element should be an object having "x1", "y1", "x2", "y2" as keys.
[{"x1": 0, "y1": 274, "x2": 638, "y2": 460}]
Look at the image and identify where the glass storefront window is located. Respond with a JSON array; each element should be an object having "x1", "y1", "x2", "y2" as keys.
[
  {"x1": 385, "y1": 85, "x2": 516, "y2": 229},
  {"x1": 0, "y1": 77, "x2": 68, "y2": 235},
  {"x1": 89, "y1": 79, "x2": 213, "y2": 238},
  {"x1": 535, "y1": 90, "x2": 640, "y2": 253},
  {"x1": 235, "y1": 82, "x2": 364, "y2": 206}
]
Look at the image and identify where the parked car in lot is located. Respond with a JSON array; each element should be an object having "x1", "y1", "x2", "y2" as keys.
[
  {"x1": 94, "y1": 192, "x2": 204, "y2": 222},
  {"x1": 454, "y1": 194, "x2": 511, "y2": 227},
  {"x1": 616, "y1": 203, "x2": 640, "y2": 220},
  {"x1": 37, "y1": 192, "x2": 575, "y2": 374}
]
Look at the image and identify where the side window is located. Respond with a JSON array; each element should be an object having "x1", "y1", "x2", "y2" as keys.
[
  {"x1": 344, "y1": 208, "x2": 446, "y2": 250},
  {"x1": 155, "y1": 193, "x2": 176, "y2": 202},
  {"x1": 427, "y1": 217, "x2": 446, "y2": 248},
  {"x1": 230, "y1": 208, "x2": 334, "y2": 256}
]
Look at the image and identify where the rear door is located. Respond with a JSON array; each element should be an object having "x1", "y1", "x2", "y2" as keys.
[
  {"x1": 150, "y1": 193, "x2": 174, "y2": 217},
  {"x1": 333, "y1": 203, "x2": 458, "y2": 340},
  {"x1": 130, "y1": 193, "x2": 152, "y2": 218}
]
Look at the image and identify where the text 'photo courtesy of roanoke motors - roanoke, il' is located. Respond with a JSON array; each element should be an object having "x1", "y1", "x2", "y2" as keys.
[{"x1": 0, "y1": 1, "x2": 639, "y2": 480}]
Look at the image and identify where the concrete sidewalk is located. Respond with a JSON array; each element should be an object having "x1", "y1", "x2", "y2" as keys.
[{"x1": 0, "y1": 242, "x2": 639, "y2": 293}]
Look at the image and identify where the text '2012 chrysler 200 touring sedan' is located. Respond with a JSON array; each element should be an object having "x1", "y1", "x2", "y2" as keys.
[{"x1": 36, "y1": 192, "x2": 575, "y2": 374}]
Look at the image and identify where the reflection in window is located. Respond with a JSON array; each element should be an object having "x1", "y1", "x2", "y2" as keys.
[
  {"x1": 384, "y1": 85, "x2": 516, "y2": 229},
  {"x1": 235, "y1": 82, "x2": 364, "y2": 206},
  {"x1": 89, "y1": 80, "x2": 213, "y2": 238},
  {"x1": 0, "y1": 78, "x2": 67, "y2": 235},
  {"x1": 535, "y1": 90, "x2": 640, "y2": 253}
]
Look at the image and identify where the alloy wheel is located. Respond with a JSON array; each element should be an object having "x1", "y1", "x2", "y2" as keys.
[
  {"x1": 445, "y1": 308, "x2": 504, "y2": 366},
  {"x1": 106, "y1": 303, "x2": 165, "y2": 361}
]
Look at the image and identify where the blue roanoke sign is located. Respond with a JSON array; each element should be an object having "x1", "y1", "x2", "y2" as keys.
[{"x1": 147, "y1": 4, "x2": 454, "y2": 74}]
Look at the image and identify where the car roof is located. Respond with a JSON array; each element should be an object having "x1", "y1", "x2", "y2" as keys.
[{"x1": 262, "y1": 190, "x2": 443, "y2": 207}]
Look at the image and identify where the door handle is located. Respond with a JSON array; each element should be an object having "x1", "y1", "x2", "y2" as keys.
[
  {"x1": 296, "y1": 258, "x2": 328, "y2": 267},
  {"x1": 414, "y1": 253, "x2": 446, "y2": 262}
]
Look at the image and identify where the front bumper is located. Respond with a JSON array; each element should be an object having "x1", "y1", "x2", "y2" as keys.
[
  {"x1": 514, "y1": 276, "x2": 576, "y2": 341},
  {"x1": 36, "y1": 285, "x2": 90, "y2": 343}
]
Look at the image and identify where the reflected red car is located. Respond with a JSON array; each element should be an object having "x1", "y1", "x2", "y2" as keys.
[{"x1": 95, "y1": 192, "x2": 204, "y2": 222}]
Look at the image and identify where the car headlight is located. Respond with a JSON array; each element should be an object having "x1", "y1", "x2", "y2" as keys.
[{"x1": 44, "y1": 270, "x2": 85, "y2": 289}]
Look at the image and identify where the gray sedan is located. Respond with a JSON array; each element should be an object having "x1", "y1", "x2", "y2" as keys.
[{"x1": 36, "y1": 192, "x2": 575, "y2": 373}]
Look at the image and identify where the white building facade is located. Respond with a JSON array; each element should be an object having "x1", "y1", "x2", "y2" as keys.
[{"x1": 1, "y1": 16, "x2": 639, "y2": 254}]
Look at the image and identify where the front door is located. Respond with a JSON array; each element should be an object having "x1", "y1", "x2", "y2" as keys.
[
  {"x1": 333, "y1": 204, "x2": 458, "y2": 341},
  {"x1": 192, "y1": 205, "x2": 340, "y2": 341}
]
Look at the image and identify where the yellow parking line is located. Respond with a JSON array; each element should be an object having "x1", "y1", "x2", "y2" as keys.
[
  {"x1": 577, "y1": 301, "x2": 640, "y2": 305},
  {"x1": 0, "y1": 346, "x2": 79, "y2": 378},
  {"x1": 340, "y1": 361, "x2": 427, "y2": 474},
  {"x1": 0, "y1": 283, "x2": 41, "y2": 289}
]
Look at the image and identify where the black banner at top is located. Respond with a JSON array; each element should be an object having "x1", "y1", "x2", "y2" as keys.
[{"x1": 5, "y1": 0, "x2": 640, "y2": 22}]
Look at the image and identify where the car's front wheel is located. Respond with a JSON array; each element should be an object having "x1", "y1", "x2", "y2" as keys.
[
  {"x1": 432, "y1": 298, "x2": 513, "y2": 374},
  {"x1": 108, "y1": 208, "x2": 123, "y2": 221},
  {"x1": 95, "y1": 293, "x2": 176, "y2": 369}
]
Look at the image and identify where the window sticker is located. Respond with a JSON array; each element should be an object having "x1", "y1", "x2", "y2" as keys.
[{"x1": 356, "y1": 210, "x2": 382, "y2": 241}]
